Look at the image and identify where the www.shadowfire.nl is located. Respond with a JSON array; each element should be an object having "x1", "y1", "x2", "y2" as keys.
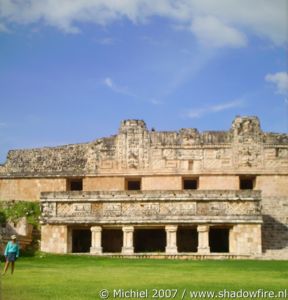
[{"x1": 187, "y1": 289, "x2": 287, "y2": 299}]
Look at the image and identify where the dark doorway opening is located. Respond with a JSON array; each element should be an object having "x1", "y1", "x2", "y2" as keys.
[
  {"x1": 177, "y1": 227, "x2": 198, "y2": 252},
  {"x1": 209, "y1": 228, "x2": 230, "y2": 253},
  {"x1": 134, "y1": 229, "x2": 166, "y2": 252},
  {"x1": 72, "y1": 229, "x2": 91, "y2": 253},
  {"x1": 102, "y1": 229, "x2": 123, "y2": 253}
]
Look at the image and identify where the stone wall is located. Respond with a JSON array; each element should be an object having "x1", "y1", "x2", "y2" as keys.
[
  {"x1": 230, "y1": 224, "x2": 262, "y2": 255},
  {"x1": 142, "y1": 176, "x2": 182, "y2": 190},
  {"x1": 41, "y1": 224, "x2": 68, "y2": 253},
  {"x1": 200, "y1": 176, "x2": 239, "y2": 190},
  {"x1": 0, "y1": 178, "x2": 66, "y2": 201},
  {"x1": 83, "y1": 177, "x2": 124, "y2": 191},
  {"x1": 255, "y1": 176, "x2": 288, "y2": 258},
  {"x1": 0, "y1": 143, "x2": 89, "y2": 177}
]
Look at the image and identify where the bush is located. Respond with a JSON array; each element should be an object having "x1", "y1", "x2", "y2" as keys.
[
  {"x1": 0, "y1": 201, "x2": 40, "y2": 229},
  {"x1": 0, "y1": 201, "x2": 41, "y2": 257},
  {"x1": 0, "y1": 210, "x2": 6, "y2": 226}
]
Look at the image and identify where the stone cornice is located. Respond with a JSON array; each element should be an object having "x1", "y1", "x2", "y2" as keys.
[{"x1": 40, "y1": 190, "x2": 261, "y2": 202}]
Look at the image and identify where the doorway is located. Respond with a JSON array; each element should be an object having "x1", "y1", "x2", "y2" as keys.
[
  {"x1": 177, "y1": 227, "x2": 198, "y2": 252},
  {"x1": 102, "y1": 229, "x2": 123, "y2": 253},
  {"x1": 209, "y1": 227, "x2": 230, "y2": 253},
  {"x1": 72, "y1": 229, "x2": 91, "y2": 253},
  {"x1": 134, "y1": 228, "x2": 166, "y2": 252}
]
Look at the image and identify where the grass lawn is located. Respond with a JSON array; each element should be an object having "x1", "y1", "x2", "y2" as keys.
[{"x1": 1, "y1": 255, "x2": 287, "y2": 300}]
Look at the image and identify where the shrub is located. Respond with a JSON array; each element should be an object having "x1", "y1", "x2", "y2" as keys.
[
  {"x1": 0, "y1": 210, "x2": 6, "y2": 226},
  {"x1": 0, "y1": 201, "x2": 40, "y2": 229}
]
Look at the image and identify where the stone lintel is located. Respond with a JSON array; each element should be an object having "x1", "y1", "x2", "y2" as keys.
[{"x1": 42, "y1": 217, "x2": 263, "y2": 226}]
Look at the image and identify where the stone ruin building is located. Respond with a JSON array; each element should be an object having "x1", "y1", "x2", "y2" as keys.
[{"x1": 0, "y1": 116, "x2": 287, "y2": 259}]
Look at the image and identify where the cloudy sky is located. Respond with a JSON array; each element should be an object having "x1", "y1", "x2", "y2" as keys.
[{"x1": 0, "y1": 0, "x2": 287, "y2": 163}]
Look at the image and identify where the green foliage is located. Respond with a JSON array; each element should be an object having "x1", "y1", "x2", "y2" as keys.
[
  {"x1": 0, "y1": 201, "x2": 40, "y2": 229},
  {"x1": 0, "y1": 210, "x2": 6, "y2": 225},
  {"x1": 1, "y1": 256, "x2": 288, "y2": 300}
]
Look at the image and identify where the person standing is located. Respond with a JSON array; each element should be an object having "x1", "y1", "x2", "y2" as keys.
[{"x1": 2, "y1": 235, "x2": 20, "y2": 275}]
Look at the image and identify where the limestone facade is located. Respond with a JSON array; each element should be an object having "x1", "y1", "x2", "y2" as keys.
[{"x1": 0, "y1": 116, "x2": 287, "y2": 259}]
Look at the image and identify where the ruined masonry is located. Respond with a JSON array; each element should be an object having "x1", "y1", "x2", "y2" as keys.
[{"x1": 0, "y1": 116, "x2": 287, "y2": 259}]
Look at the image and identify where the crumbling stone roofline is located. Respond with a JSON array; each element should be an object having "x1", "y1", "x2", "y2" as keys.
[{"x1": 0, "y1": 116, "x2": 287, "y2": 177}]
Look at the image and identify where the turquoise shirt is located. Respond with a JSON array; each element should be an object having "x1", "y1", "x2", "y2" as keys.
[{"x1": 4, "y1": 241, "x2": 20, "y2": 257}]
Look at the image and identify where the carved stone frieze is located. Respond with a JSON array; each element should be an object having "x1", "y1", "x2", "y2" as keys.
[
  {"x1": 277, "y1": 148, "x2": 288, "y2": 158},
  {"x1": 44, "y1": 199, "x2": 260, "y2": 222},
  {"x1": 237, "y1": 144, "x2": 262, "y2": 168},
  {"x1": 41, "y1": 202, "x2": 57, "y2": 218},
  {"x1": 116, "y1": 120, "x2": 150, "y2": 170},
  {"x1": 103, "y1": 203, "x2": 122, "y2": 217},
  {"x1": 1, "y1": 116, "x2": 287, "y2": 177},
  {"x1": 57, "y1": 203, "x2": 91, "y2": 217},
  {"x1": 40, "y1": 190, "x2": 262, "y2": 224}
]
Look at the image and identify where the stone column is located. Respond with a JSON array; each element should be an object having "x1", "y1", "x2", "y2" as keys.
[
  {"x1": 197, "y1": 225, "x2": 210, "y2": 254},
  {"x1": 165, "y1": 225, "x2": 178, "y2": 254},
  {"x1": 90, "y1": 226, "x2": 103, "y2": 254},
  {"x1": 122, "y1": 226, "x2": 134, "y2": 254}
]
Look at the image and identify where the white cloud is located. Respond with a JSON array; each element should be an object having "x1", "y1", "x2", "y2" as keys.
[
  {"x1": 104, "y1": 77, "x2": 113, "y2": 88},
  {"x1": 0, "y1": 0, "x2": 286, "y2": 46},
  {"x1": 103, "y1": 77, "x2": 136, "y2": 97},
  {"x1": 210, "y1": 100, "x2": 244, "y2": 112},
  {"x1": 150, "y1": 98, "x2": 163, "y2": 105},
  {"x1": 265, "y1": 72, "x2": 288, "y2": 95},
  {"x1": 185, "y1": 0, "x2": 287, "y2": 46},
  {"x1": 186, "y1": 108, "x2": 207, "y2": 119},
  {"x1": 186, "y1": 99, "x2": 244, "y2": 119},
  {"x1": 191, "y1": 16, "x2": 247, "y2": 48},
  {"x1": 97, "y1": 37, "x2": 116, "y2": 45}
]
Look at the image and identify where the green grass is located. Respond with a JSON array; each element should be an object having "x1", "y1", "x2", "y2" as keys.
[{"x1": 1, "y1": 255, "x2": 287, "y2": 300}]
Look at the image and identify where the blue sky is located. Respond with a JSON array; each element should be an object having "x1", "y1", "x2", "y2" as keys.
[{"x1": 0, "y1": 0, "x2": 287, "y2": 163}]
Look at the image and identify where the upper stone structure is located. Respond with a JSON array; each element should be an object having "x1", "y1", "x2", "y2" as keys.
[{"x1": 0, "y1": 116, "x2": 287, "y2": 178}]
